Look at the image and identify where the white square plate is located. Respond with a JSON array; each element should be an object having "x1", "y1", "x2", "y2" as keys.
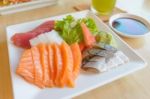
[{"x1": 6, "y1": 10, "x2": 147, "y2": 99}]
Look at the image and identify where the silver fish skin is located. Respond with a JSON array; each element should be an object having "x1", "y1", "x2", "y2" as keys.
[{"x1": 82, "y1": 48, "x2": 129, "y2": 73}]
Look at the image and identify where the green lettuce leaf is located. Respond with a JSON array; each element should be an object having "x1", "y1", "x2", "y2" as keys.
[{"x1": 55, "y1": 15, "x2": 99, "y2": 44}]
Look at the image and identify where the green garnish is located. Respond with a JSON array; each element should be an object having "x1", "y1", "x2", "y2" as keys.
[
  {"x1": 55, "y1": 15, "x2": 116, "y2": 47},
  {"x1": 96, "y1": 31, "x2": 117, "y2": 47},
  {"x1": 55, "y1": 15, "x2": 99, "y2": 44}
]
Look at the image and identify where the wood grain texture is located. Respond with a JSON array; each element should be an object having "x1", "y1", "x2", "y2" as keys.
[{"x1": 0, "y1": 0, "x2": 150, "y2": 99}]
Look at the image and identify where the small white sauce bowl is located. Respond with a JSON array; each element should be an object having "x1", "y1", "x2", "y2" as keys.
[{"x1": 109, "y1": 13, "x2": 150, "y2": 38}]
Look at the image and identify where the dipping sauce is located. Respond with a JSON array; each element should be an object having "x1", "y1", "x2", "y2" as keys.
[{"x1": 112, "y1": 18, "x2": 149, "y2": 35}]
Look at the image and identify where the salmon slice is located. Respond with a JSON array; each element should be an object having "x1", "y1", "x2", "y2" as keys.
[
  {"x1": 31, "y1": 46, "x2": 44, "y2": 88},
  {"x1": 79, "y1": 42, "x2": 86, "y2": 52},
  {"x1": 38, "y1": 43, "x2": 53, "y2": 87},
  {"x1": 16, "y1": 49, "x2": 34, "y2": 84},
  {"x1": 60, "y1": 42, "x2": 74, "y2": 87},
  {"x1": 47, "y1": 44, "x2": 55, "y2": 86},
  {"x1": 52, "y1": 44, "x2": 62, "y2": 87},
  {"x1": 17, "y1": 43, "x2": 80, "y2": 88},
  {"x1": 70, "y1": 43, "x2": 82, "y2": 80},
  {"x1": 80, "y1": 22, "x2": 96, "y2": 48}
]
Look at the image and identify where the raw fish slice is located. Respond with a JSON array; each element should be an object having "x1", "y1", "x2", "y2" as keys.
[
  {"x1": 47, "y1": 44, "x2": 55, "y2": 86},
  {"x1": 60, "y1": 42, "x2": 74, "y2": 87},
  {"x1": 11, "y1": 20, "x2": 55, "y2": 48},
  {"x1": 29, "y1": 37, "x2": 40, "y2": 46},
  {"x1": 82, "y1": 48, "x2": 129, "y2": 73},
  {"x1": 30, "y1": 30, "x2": 63, "y2": 47},
  {"x1": 16, "y1": 49, "x2": 34, "y2": 84},
  {"x1": 33, "y1": 21, "x2": 55, "y2": 34},
  {"x1": 70, "y1": 43, "x2": 82, "y2": 80},
  {"x1": 38, "y1": 34, "x2": 49, "y2": 44},
  {"x1": 82, "y1": 56, "x2": 106, "y2": 73},
  {"x1": 109, "y1": 55, "x2": 124, "y2": 67},
  {"x1": 30, "y1": 33, "x2": 49, "y2": 47},
  {"x1": 38, "y1": 43, "x2": 53, "y2": 87},
  {"x1": 31, "y1": 46, "x2": 44, "y2": 88},
  {"x1": 45, "y1": 30, "x2": 63, "y2": 45},
  {"x1": 79, "y1": 42, "x2": 86, "y2": 52},
  {"x1": 115, "y1": 51, "x2": 129, "y2": 62},
  {"x1": 52, "y1": 44, "x2": 62, "y2": 87},
  {"x1": 82, "y1": 48, "x2": 102, "y2": 59},
  {"x1": 80, "y1": 22, "x2": 96, "y2": 48},
  {"x1": 94, "y1": 43, "x2": 117, "y2": 52}
]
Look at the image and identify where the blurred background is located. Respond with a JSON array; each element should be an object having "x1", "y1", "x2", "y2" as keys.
[{"x1": 116, "y1": 0, "x2": 150, "y2": 21}]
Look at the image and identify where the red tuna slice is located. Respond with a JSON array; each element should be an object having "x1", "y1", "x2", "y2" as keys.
[{"x1": 11, "y1": 20, "x2": 55, "y2": 49}]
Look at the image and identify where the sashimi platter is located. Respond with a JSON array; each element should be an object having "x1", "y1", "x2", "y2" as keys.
[{"x1": 6, "y1": 10, "x2": 146, "y2": 99}]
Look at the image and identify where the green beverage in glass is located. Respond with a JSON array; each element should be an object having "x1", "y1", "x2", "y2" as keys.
[{"x1": 91, "y1": 0, "x2": 116, "y2": 15}]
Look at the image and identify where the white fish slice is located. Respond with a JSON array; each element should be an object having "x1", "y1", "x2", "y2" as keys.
[
  {"x1": 45, "y1": 30, "x2": 63, "y2": 45},
  {"x1": 115, "y1": 51, "x2": 129, "y2": 62},
  {"x1": 106, "y1": 53, "x2": 124, "y2": 70},
  {"x1": 29, "y1": 37, "x2": 40, "y2": 46},
  {"x1": 30, "y1": 30, "x2": 63, "y2": 46},
  {"x1": 38, "y1": 33, "x2": 49, "y2": 43}
]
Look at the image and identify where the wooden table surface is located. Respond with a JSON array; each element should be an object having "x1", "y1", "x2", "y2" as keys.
[{"x1": 0, "y1": 0, "x2": 150, "y2": 99}]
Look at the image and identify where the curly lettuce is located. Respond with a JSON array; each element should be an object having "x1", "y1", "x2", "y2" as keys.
[
  {"x1": 55, "y1": 15, "x2": 116, "y2": 47},
  {"x1": 55, "y1": 15, "x2": 99, "y2": 44}
]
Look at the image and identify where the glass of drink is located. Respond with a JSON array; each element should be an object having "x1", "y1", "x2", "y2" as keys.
[{"x1": 91, "y1": 0, "x2": 116, "y2": 15}]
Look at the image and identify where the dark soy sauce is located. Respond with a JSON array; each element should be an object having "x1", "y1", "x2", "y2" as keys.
[{"x1": 112, "y1": 18, "x2": 149, "y2": 35}]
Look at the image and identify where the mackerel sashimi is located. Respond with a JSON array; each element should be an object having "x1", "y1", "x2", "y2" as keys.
[{"x1": 11, "y1": 20, "x2": 55, "y2": 48}]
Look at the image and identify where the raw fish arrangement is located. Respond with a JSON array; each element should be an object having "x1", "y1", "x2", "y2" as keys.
[
  {"x1": 11, "y1": 20, "x2": 54, "y2": 48},
  {"x1": 11, "y1": 15, "x2": 129, "y2": 88},
  {"x1": 17, "y1": 42, "x2": 81, "y2": 88},
  {"x1": 82, "y1": 43, "x2": 129, "y2": 73}
]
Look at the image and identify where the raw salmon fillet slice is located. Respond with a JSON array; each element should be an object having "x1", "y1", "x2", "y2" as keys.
[
  {"x1": 52, "y1": 44, "x2": 62, "y2": 87},
  {"x1": 60, "y1": 42, "x2": 74, "y2": 87},
  {"x1": 16, "y1": 43, "x2": 82, "y2": 88},
  {"x1": 16, "y1": 49, "x2": 34, "y2": 84},
  {"x1": 31, "y1": 46, "x2": 44, "y2": 88},
  {"x1": 80, "y1": 22, "x2": 96, "y2": 48},
  {"x1": 38, "y1": 43, "x2": 53, "y2": 87},
  {"x1": 47, "y1": 44, "x2": 55, "y2": 86},
  {"x1": 70, "y1": 43, "x2": 82, "y2": 80}
]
